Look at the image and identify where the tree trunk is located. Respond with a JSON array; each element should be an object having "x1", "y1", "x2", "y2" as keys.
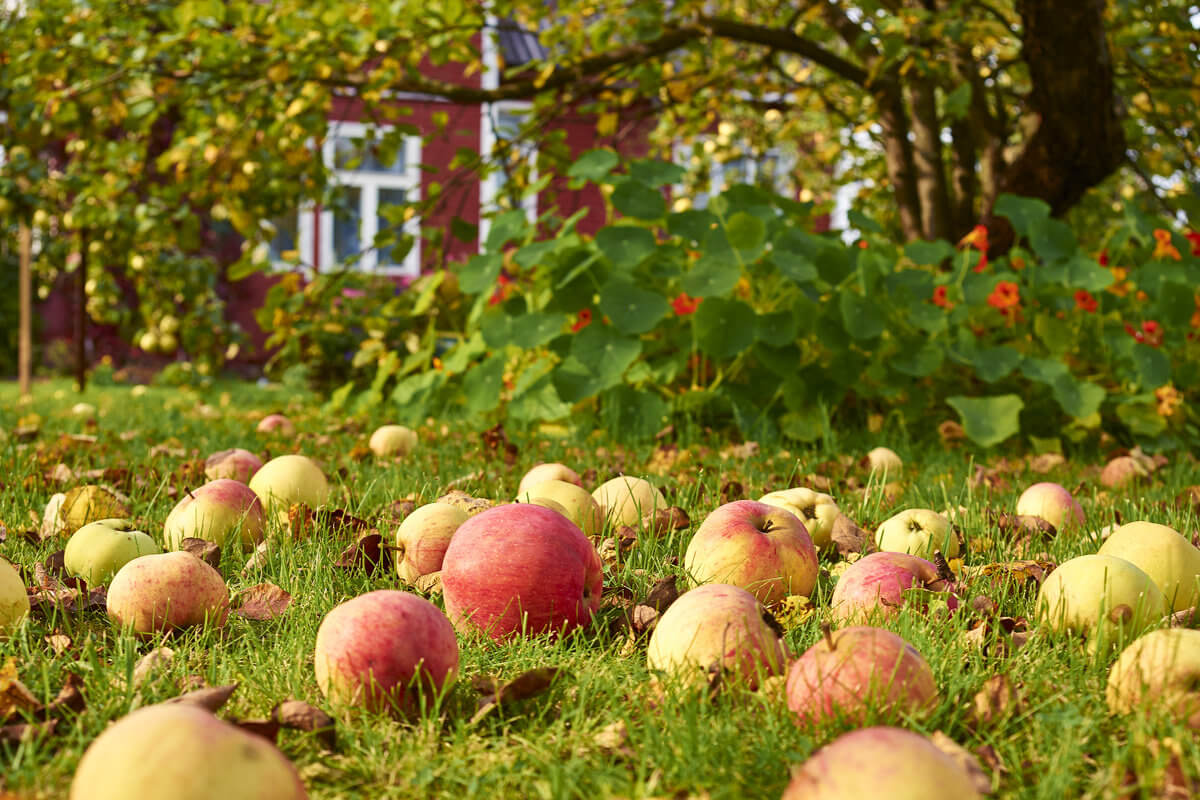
[
  {"x1": 876, "y1": 89, "x2": 923, "y2": 240},
  {"x1": 907, "y1": 79, "x2": 953, "y2": 241},
  {"x1": 996, "y1": 0, "x2": 1125, "y2": 242},
  {"x1": 75, "y1": 232, "x2": 88, "y2": 392}
]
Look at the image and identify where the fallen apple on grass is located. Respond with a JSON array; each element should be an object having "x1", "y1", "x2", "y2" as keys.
[
  {"x1": 107, "y1": 551, "x2": 230, "y2": 636},
  {"x1": 683, "y1": 500, "x2": 817, "y2": 604},
  {"x1": 1097, "y1": 521, "x2": 1200, "y2": 612},
  {"x1": 646, "y1": 583, "x2": 786, "y2": 690},
  {"x1": 441, "y1": 503, "x2": 603, "y2": 641},
  {"x1": 592, "y1": 475, "x2": 667, "y2": 528},
  {"x1": 782, "y1": 726, "x2": 982, "y2": 800},
  {"x1": 518, "y1": 462, "x2": 582, "y2": 495},
  {"x1": 757, "y1": 487, "x2": 841, "y2": 551},
  {"x1": 1015, "y1": 481, "x2": 1085, "y2": 531},
  {"x1": 830, "y1": 551, "x2": 957, "y2": 625},
  {"x1": 203, "y1": 448, "x2": 263, "y2": 483},
  {"x1": 368, "y1": 424, "x2": 419, "y2": 457},
  {"x1": 1036, "y1": 554, "x2": 1165, "y2": 644},
  {"x1": 70, "y1": 703, "x2": 307, "y2": 800},
  {"x1": 0, "y1": 557, "x2": 30, "y2": 634},
  {"x1": 874, "y1": 508, "x2": 959, "y2": 561},
  {"x1": 64, "y1": 518, "x2": 161, "y2": 586},
  {"x1": 517, "y1": 479, "x2": 604, "y2": 536},
  {"x1": 255, "y1": 413, "x2": 295, "y2": 435},
  {"x1": 314, "y1": 590, "x2": 459, "y2": 714},
  {"x1": 865, "y1": 446, "x2": 903, "y2": 474},
  {"x1": 395, "y1": 502, "x2": 469, "y2": 584},
  {"x1": 248, "y1": 454, "x2": 329, "y2": 523},
  {"x1": 1106, "y1": 627, "x2": 1200, "y2": 724},
  {"x1": 785, "y1": 626, "x2": 938, "y2": 725},
  {"x1": 164, "y1": 479, "x2": 267, "y2": 552}
]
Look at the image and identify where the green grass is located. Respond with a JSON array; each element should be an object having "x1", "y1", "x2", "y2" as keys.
[{"x1": 2, "y1": 376, "x2": 1199, "y2": 799}]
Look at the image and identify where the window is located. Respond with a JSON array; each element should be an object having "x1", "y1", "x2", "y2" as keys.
[
  {"x1": 479, "y1": 101, "x2": 537, "y2": 249},
  {"x1": 673, "y1": 141, "x2": 797, "y2": 210},
  {"x1": 318, "y1": 122, "x2": 421, "y2": 275}
]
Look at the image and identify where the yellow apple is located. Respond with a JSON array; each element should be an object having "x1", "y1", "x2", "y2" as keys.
[
  {"x1": 0, "y1": 557, "x2": 30, "y2": 634},
  {"x1": 757, "y1": 487, "x2": 841, "y2": 551},
  {"x1": 875, "y1": 509, "x2": 958, "y2": 560},
  {"x1": 369, "y1": 424, "x2": 418, "y2": 457},
  {"x1": 518, "y1": 479, "x2": 604, "y2": 536},
  {"x1": 1098, "y1": 521, "x2": 1200, "y2": 612},
  {"x1": 395, "y1": 502, "x2": 468, "y2": 583},
  {"x1": 248, "y1": 454, "x2": 329, "y2": 524},
  {"x1": 1036, "y1": 554, "x2": 1166, "y2": 642},
  {"x1": 1106, "y1": 628, "x2": 1200, "y2": 722},
  {"x1": 592, "y1": 475, "x2": 666, "y2": 528}
]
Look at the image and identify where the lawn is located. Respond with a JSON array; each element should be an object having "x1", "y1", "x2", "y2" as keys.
[{"x1": 2, "y1": 376, "x2": 1199, "y2": 799}]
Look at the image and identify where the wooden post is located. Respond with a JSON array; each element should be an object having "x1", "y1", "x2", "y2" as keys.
[
  {"x1": 75, "y1": 231, "x2": 88, "y2": 392},
  {"x1": 17, "y1": 224, "x2": 32, "y2": 397}
]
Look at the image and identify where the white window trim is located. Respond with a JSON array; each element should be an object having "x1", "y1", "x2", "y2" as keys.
[{"x1": 316, "y1": 120, "x2": 422, "y2": 277}]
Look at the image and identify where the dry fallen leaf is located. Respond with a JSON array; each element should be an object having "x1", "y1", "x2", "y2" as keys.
[
  {"x1": 164, "y1": 683, "x2": 238, "y2": 713},
  {"x1": 0, "y1": 659, "x2": 40, "y2": 722},
  {"x1": 179, "y1": 537, "x2": 221, "y2": 570},
  {"x1": 471, "y1": 667, "x2": 560, "y2": 724},
  {"x1": 273, "y1": 699, "x2": 336, "y2": 750},
  {"x1": 132, "y1": 647, "x2": 176, "y2": 687},
  {"x1": 643, "y1": 576, "x2": 680, "y2": 613},
  {"x1": 241, "y1": 540, "x2": 273, "y2": 574},
  {"x1": 335, "y1": 533, "x2": 390, "y2": 574},
  {"x1": 830, "y1": 514, "x2": 874, "y2": 557},
  {"x1": 233, "y1": 582, "x2": 293, "y2": 621},
  {"x1": 969, "y1": 675, "x2": 1023, "y2": 729}
]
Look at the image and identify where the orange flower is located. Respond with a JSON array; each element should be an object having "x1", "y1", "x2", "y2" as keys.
[
  {"x1": 672, "y1": 292, "x2": 701, "y2": 315},
  {"x1": 1153, "y1": 228, "x2": 1182, "y2": 261},
  {"x1": 570, "y1": 308, "x2": 593, "y2": 333},
  {"x1": 1074, "y1": 289, "x2": 1098, "y2": 313},
  {"x1": 857, "y1": 240, "x2": 869, "y2": 249},
  {"x1": 1142, "y1": 320, "x2": 1163, "y2": 347},
  {"x1": 1108, "y1": 267, "x2": 1131, "y2": 297},
  {"x1": 986, "y1": 280, "x2": 1020, "y2": 310},
  {"x1": 1011, "y1": 256, "x2": 1026, "y2": 271},
  {"x1": 1186, "y1": 232, "x2": 1200, "y2": 256},
  {"x1": 931, "y1": 285, "x2": 953, "y2": 309},
  {"x1": 1155, "y1": 384, "x2": 1182, "y2": 418},
  {"x1": 958, "y1": 224, "x2": 989, "y2": 272},
  {"x1": 488, "y1": 273, "x2": 514, "y2": 306}
]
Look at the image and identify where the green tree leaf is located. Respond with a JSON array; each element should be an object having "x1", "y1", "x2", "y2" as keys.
[
  {"x1": 946, "y1": 395, "x2": 1024, "y2": 448},
  {"x1": 612, "y1": 180, "x2": 665, "y2": 220},
  {"x1": 681, "y1": 254, "x2": 741, "y2": 297},
  {"x1": 595, "y1": 226, "x2": 657, "y2": 270},
  {"x1": 1131, "y1": 343, "x2": 1170, "y2": 388},
  {"x1": 1050, "y1": 374, "x2": 1106, "y2": 419},
  {"x1": 839, "y1": 293, "x2": 885, "y2": 340},
  {"x1": 904, "y1": 239, "x2": 954, "y2": 265},
  {"x1": 598, "y1": 280, "x2": 670, "y2": 334},
  {"x1": 972, "y1": 346, "x2": 1023, "y2": 383},
  {"x1": 694, "y1": 297, "x2": 756, "y2": 359},
  {"x1": 567, "y1": 149, "x2": 619, "y2": 185}
]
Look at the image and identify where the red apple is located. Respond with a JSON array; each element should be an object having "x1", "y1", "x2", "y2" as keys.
[
  {"x1": 684, "y1": 500, "x2": 818, "y2": 604},
  {"x1": 1016, "y1": 482, "x2": 1084, "y2": 531},
  {"x1": 256, "y1": 413, "x2": 296, "y2": 435},
  {"x1": 314, "y1": 590, "x2": 459, "y2": 714},
  {"x1": 830, "y1": 552, "x2": 956, "y2": 625},
  {"x1": 785, "y1": 626, "x2": 938, "y2": 724},
  {"x1": 107, "y1": 552, "x2": 230, "y2": 635},
  {"x1": 164, "y1": 479, "x2": 267, "y2": 551},
  {"x1": 783, "y1": 727, "x2": 982, "y2": 800},
  {"x1": 203, "y1": 448, "x2": 263, "y2": 483},
  {"x1": 441, "y1": 504, "x2": 603, "y2": 641}
]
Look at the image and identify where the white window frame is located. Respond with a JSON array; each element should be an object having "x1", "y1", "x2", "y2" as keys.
[{"x1": 316, "y1": 120, "x2": 422, "y2": 277}]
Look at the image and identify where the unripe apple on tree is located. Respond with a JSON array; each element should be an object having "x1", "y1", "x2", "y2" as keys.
[
  {"x1": 782, "y1": 726, "x2": 982, "y2": 800},
  {"x1": 646, "y1": 583, "x2": 787, "y2": 690},
  {"x1": 518, "y1": 462, "x2": 582, "y2": 495},
  {"x1": 517, "y1": 479, "x2": 604, "y2": 536},
  {"x1": 64, "y1": 518, "x2": 161, "y2": 586},
  {"x1": 0, "y1": 557, "x2": 30, "y2": 634},
  {"x1": 70, "y1": 703, "x2": 307, "y2": 800},
  {"x1": 757, "y1": 487, "x2": 841, "y2": 551},
  {"x1": 368, "y1": 424, "x2": 418, "y2": 457},
  {"x1": 1036, "y1": 554, "x2": 1165, "y2": 643},
  {"x1": 874, "y1": 508, "x2": 958, "y2": 561},
  {"x1": 830, "y1": 551, "x2": 957, "y2": 625},
  {"x1": 442, "y1": 504, "x2": 603, "y2": 641},
  {"x1": 1016, "y1": 482, "x2": 1085, "y2": 531},
  {"x1": 1097, "y1": 521, "x2": 1200, "y2": 612},
  {"x1": 785, "y1": 626, "x2": 938, "y2": 725},
  {"x1": 683, "y1": 500, "x2": 818, "y2": 605},
  {"x1": 164, "y1": 479, "x2": 267, "y2": 552},
  {"x1": 248, "y1": 454, "x2": 329, "y2": 523},
  {"x1": 106, "y1": 552, "x2": 230, "y2": 636},
  {"x1": 395, "y1": 502, "x2": 468, "y2": 583},
  {"x1": 592, "y1": 475, "x2": 666, "y2": 527},
  {"x1": 1106, "y1": 627, "x2": 1200, "y2": 724},
  {"x1": 204, "y1": 447, "x2": 263, "y2": 483},
  {"x1": 314, "y1": 590, "x2": 459, "y2": 714}
]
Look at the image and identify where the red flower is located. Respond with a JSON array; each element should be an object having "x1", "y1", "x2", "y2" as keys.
[
  {"x1": 570, "y1": 309, "x2": 592, "y2": 333},
  {"x1": 959, "y1": 224, "x2": 989, "y2": 272},
  {"x1": 1074, "y1": 289, "x2": 1098, "y2": 313},
  {"x1": 986, "y1": 280, "x2": 1020, "y2": 311},
  {"x1": 672, "y1": 292, "x2": 701, "y2": 315},
  {"x1": 857, "y1": 240, "x2": 868, "y2": 249},
  {"x1": 1153, "y1": 228, "x2": 1182, "y2": 261},
  {"x1": 488, "y1": 273, "x2": 514, "y2": 306},
  {"x1": 931, "y1": 285, "x2": 953, "y2": 309},
  {"x1": 1098, "y1": 250, "x2": 1109, "y2": 267},
  {"x1": 1186, "y1": 231, "x2": 1200, "y2": 256},
  {"x1": 1142, "y1": 319, "x2": 1163, "y2": 347}
]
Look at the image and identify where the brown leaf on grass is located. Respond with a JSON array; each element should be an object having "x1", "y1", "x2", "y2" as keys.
[
  {"x1": 0, "y1": 719, "x2": 57, "y2": 744},
  {"x1": 386, "y1": 498, "x2": 417, "y2": 522},
  {"x1": 481, "y1": 423, "x2": 518, "y2": 465},
  {"x1": 1100, "y1": 456, "x2": 1150, "y2": 489},
  {"x1": 335, "y1": 533, "x2": 390, "y2": 574},
  {"x1": 830, "y1": 514, "x2": 875, "y2": 557},
  {"x1": 969, "y1": 675, "x2": 1023, "y2": 729},
  {"x1": 180, "y1": 538, "x2": 221, "y2": 570},
  {"x1": 0, "y1": 660, "x2": 40, "y2": 721},
  {"x1": 630, "y1": 605, "x2": 659, "y2": 636},
  {"x1": 44, "y1": 634, "x2": 72, "y2": 655},
  {"x1": 41, "y1": 672, "x2": 85, "y2": 719},
  {"x1": 471, "y1": 667, "x2": 560, "y2": 723},
  {"x1": 929, "y1": 731, "x2": 992, "y2": 794},
  {"x1": 232, "y1": 716, "x2": 281, "y2": 742},
  {"x1": 1029, "y1": 452, "x2": 1066, "y2": 473},
  {"x1": 273, "y1": 700, "x2": 336, "y2": 750},
  {"x1": 592, "y1": 720, "x2": 631, "y2": 754},
  {"x1": 241, "y1": 540, "x2": 273, "y2": 574},
  {"x1": 641, "y1": 507, "x2": 691, "y2": 537},
  {"x1": 1114, "y1": 738, "x2": 1198, "y2": 800},
  {"x1": 413, "y1": 571, "x2": 443, "y2": 596},
  {"x1": 132, "y1": 647, "x2": 175, "y2": 687},
  {"x1": 970, "y1": 465, "x2": 1010, "y2": 493},
  {"x1": 963, "y1": 559, "x2": 1056, "y2": 593},
  {"x1": 643, "y1": 576, "x2": 680, "y2": 613},
  {"x1": 164, "y1": 683, "x2": 238, "y2": 713},
  {"x1": 719, "y1": 481, "x2": 745, "y2": 504},
  {"x1": 962, "y1": 617, "x2": 1031, "y2": 657},
  {"x1": 1174, "y1": 486, "x2": 1200, "y2": 512},
  {"x1": 974, "y1": 744, "x2": 1006, "y2": 776},
  {"x1": 989, "y1": 510, "x2": 1057, "y2": 540},
  {"x1": 436, "y1": 490, "x2": 495, "y2": 518},
  {"x1": 939, "y1": 420, "x2": 967, "y2": 445},
  {"x1": 1164, "y1": 607, "x2": 1197, "y2": 628},
  {"x1": 233, "y1": 582, "x2": 293, "y2": 621},
  {"x1": 48, "y1": 463, "x2": 74, "y2": 484},
  {"x1": 346, "y1": 444, "x2": 373, "y2": 463},
  {"x1": 720, "y1": 441, "x2": 759, "y2": 461}
]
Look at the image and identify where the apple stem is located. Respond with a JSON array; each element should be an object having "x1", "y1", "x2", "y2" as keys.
[
  {"x1": 761, "y1": 519, "x2": 774, "y2": 533},
  {"x1": 821, "y1": 622, "x2": 835, "y2": 651},
  {"x1": 186, "y1": 488, "x2": 197, "y2": 500}
]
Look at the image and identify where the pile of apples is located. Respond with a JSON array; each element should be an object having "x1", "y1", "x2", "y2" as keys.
[{"x1": 3, "y1": 427, "x2": 1200, "y2": 800}]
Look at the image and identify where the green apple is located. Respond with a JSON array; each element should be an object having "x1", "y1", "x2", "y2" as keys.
[
  {"x1": 1098, "y1": 521, "x2": 1200, "y2": 612},
  {"x1": 0, "y1": 557, "x2": 30, "y2": 634},
  {"x1": 592, "y1": 475, "x2": 666, "y2": 528},
  {"x1": 517, "y1": 479, "x2": 604, "y2": 536},
  {"x1": 248, "y1": 454, "x2": 329, "y2": 524},
  {"x1": 1106, "y1": 628, "x2": 1200, "y2": 722},
  {"x1": 758, "y1": 487, "x2": 840, "y2": 551},
  {"x1": 64, "y1": 519, "x2": 162, "y2": 586},
  {"x1": 369, "y1": 424, "x2": 418, "y2": 457},
  {"x1": 1036, "y1": 554, "x2": 1166, "y2": 643},
  {"x1": 875, "y1": 509, "x2": 958, "y2": 560}
]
